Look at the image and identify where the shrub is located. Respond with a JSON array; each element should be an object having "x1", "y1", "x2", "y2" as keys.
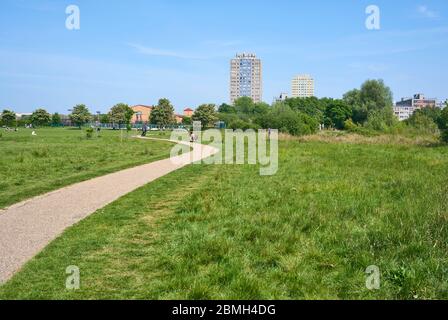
[
  {"x1": 343, "y1": 119, "x2": 378, "y2": 136},
  {"x1": 364, "y1": 107, "x2": 398, "y2": 132},
  {"x1": 255, "y1": 104, "x2": 318, "y2": 136},
  {"x1": 344, "y1": 119, "x2": 357, "y2": 131},
  {"x1": 439, "y1": 108, "x2": 448, "y2": 130},
  {"x1": 324, "y1": 100, "x2": 352, "y2": 129},
  {"x1": 86, "y1": 127, "x2": 94, "y2": 139},
  {"x1": 406, "y1": 113, "x2": 439, "y2": 135},
  {"x1": 441, "y1": 130, "x2": 448, "y2": 143},
  {"x1": 228, "y1": 119, "x2": 259, "y2": 130}
]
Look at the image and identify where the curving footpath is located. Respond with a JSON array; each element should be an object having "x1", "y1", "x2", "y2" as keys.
[{"x1": 0, "y1": 137, "x2": 218, "y2": 284}]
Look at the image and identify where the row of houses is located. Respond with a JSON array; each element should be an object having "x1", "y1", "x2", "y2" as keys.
[
  {"x1": 393, "y1": 94, "x2": 447, "y2": 121},
  {"x1": 131, "y1": 105, "x2": 194, "y2": 124}
]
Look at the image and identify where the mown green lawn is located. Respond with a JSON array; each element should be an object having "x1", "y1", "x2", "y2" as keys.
[
  {"x1": 1, "y1": 136, "x2": 447, "y2": 299},
  {"x1": 0, "y1": 128, "x2": 174, "y2": 208}
]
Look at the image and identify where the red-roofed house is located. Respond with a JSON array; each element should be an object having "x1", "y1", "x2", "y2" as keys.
[
  {"x1": 131, "y1": 105, "x2": 153, "y2": 124},
  {"x1": 183, "y1": 108, "x2": 194, "y2": 117},
  {"x1": 174, "y1": 114, "x2": 184, "y2": 124}
]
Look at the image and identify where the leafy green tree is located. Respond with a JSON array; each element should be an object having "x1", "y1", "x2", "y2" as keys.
[
  {"x1": 150, "y1": 99, "x2": 173, "y2": 126},
  {"x1": 298, "y1": 112, "x2": 319, "y2": 135},
  {"x1": 99, "y1": 114, "x2": 110, "y2": 124},
  {"x1": 234, "y1": 97, "x2": 255, "y2": 114},
  {"x1": 150, "y1": 98, "x2": 175, "y2": 127},
  {"x1": 284, "y1": 97, "x2": 325, "y2": 123},
  {"x1": 256, "y1": 103, "x2": 318, "y2": 136},
  {"x1": 69, "y1": 104, "x2": 91, "y2": 128},
  {"x1": 437, "y1": 107, "x2": 448, "y2": 142},
  {"x1": 343, "y1": 80, "x2": 394, "y2": 128},
  {"x1": 1, "y1": 109, "x2": 16, "y2": 127},
  {"x1": 182, "y1": 116, "x2": 192, "y2": 125},
  {"x1": 108, "y1": 103, "x2": 134, "y2": 127},
  {"x1": 192, "y1": 104, "x2": 218, "y2": 128},
  {"x1": 351, "y1": 106, "x2": 369, "y2": 124},
  {"x1": 253, "y1": 102, "x2": 270, "y2": 115},
  {"x1": 51, "y1": 113, "x2": 62, "y2": 126},
  {"x1": 218, "y1": 103, "x2": 236, "y2": 114},
  {"x1": 441, "y1": 130, "x2": 448, "y2": 143},
  {"x1": 359, "y1": 79, "x2": 393, "y2": 111},
  {"x1": 325, "y1": 100, "x2": 352, "y2": 129},
  {"x1": 217, "y1": 112, "x2": 240, "y2": 128},
  {"x1": 343, "y1": 89, "x2": 362, "y2": 107},
  {"x1": 343, "y1": 80, "x2": 393, "y2": 125},
  {"x1": 30, "y1": 108, "x2": 51, "y2": 127},
  {"x1": 437, "y1": 107, "x2": 448, "y2": 130},
  {"x1": 364, "y1": 107, "x2": 397, "y2": 132},
  {"x1": 343, "y1": 89, "x2": 367, "y2": 124}
]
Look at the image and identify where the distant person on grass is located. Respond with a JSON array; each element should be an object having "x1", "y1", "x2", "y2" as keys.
[
  {"x1": 190, "y1": 130, "x2": 198, "y2": 143},
  {"x1": 141, "y1": 123, "x2": 148, "y2": 137}
]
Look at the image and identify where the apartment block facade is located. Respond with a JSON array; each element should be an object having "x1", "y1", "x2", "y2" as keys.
[
  {"x1": 230, "y1": 53, "x2": 262, "y2": 104},
  {"x1": 291, "y1": 75, "x2": 314, "y2": 98},
  {"x1": 394, "y1": 93, "x2": 437, "y2": 121},
  {"x1": 395, "y1": 93, "x2": 436, "y2": 109}
]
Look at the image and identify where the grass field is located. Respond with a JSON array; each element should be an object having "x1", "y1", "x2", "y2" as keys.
[
  {"x1": 1, "y1": 133, "x2": 447, "y2": 299},
  {"x1": 0, "y1": 128, "x2": 174, "y2": 208}
]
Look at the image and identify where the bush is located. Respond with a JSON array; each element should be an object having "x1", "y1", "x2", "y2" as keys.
[
  {"x1": 406, "y1": 113, "x2": 439, "y2": 135},
  {"x1": 86, "y1": 127, "x2": 94, "y2": 139},
  {"x1": 364, "y1": 107, "x2": 398, "y2": 132},
  {"x1": 228, "y1": 119, "x2": 259, "y2": 130},
  {"x1": 343, "y1": 119, "x2": 378, "y2": 136},
  {"x1": 441, "y1": 130, "x2": 448, "y2": 143},
  {"x1": 254, "y1": 104, "x2": 318, "y2": 136},
  {"x1": 324, "y1": 100, "x2": 352, "y2": 129},
  {"x1": 344, "y1": 119, "x2": 357, "y2": 131}
]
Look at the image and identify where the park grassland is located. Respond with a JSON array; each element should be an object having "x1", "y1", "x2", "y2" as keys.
[
  {"x1": 0, "y1": 128, "x2": 173, "y2": 208},
  {"x1": 1, "y1": 133, "x2": 447, "y2": 300}
]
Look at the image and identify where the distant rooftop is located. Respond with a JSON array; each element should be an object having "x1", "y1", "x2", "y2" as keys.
[
  {"x1": 235, "y1": 53, "x2": 257, "y2": 58},
  {"x1": 399, "y1": 94, "x2": 436, "y2": 101},
  {"x1": 132, "y1": 105, "x2": 153, "y2": 109}
]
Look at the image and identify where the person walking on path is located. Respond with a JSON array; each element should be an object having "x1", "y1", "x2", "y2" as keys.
[{"x1": 141, "y1": 123, "x2": 148, "y2": 137}]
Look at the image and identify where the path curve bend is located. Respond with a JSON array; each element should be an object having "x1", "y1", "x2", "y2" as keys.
[{"x1": 0, "y1": 137, "x2": 218, "y2": 284}]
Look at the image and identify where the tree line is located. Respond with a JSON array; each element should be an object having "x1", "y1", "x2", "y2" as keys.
[
  {"x1": 2, "y1": 79, "x2": 447, "y2": 142},
  {"x1": 0, "y1": 99, "x2": 218, "y2": 129},
  {"x1": 215, "y1": 79, "x2": 448, "y2": 142}
]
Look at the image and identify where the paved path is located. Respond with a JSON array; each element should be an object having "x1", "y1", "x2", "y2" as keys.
[{"x1": 0, "y1": 137, "x2": 218, "y2": 284}]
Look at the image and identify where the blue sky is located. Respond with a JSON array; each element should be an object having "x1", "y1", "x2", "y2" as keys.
[{"x1": 0, "y1": 0, "x2": 447, "y2": 113}]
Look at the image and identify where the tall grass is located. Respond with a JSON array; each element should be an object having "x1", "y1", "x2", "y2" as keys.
[{"x1": 1, "y1": 138, "x2": 447, "y2": 299}]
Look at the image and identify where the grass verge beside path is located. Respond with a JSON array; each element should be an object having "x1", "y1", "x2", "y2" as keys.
[
  {"x1": 0, "y1": 128, "x2": 174, "y2": 208},
  {"x1": 0, "y1": 163, "x2": 218, "y2": 299},
  {"x1": 1, "y1": 138, "x2": 447, "y2": 299}
]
